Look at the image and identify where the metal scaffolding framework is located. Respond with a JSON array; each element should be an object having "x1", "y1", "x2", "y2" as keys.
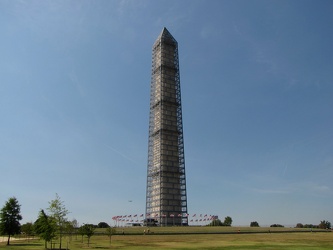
[{"x1": 145, "y1": 28, "x2": 188, "y2": 226}]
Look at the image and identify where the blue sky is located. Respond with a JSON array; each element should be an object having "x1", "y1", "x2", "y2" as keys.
[{"x1": 1, "y1": 0, "x2": 332, "y2": 227}]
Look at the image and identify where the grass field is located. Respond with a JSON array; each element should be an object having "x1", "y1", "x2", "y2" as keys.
[{"x1": 1, "y1": 227, "x2": 332, "y2": 249}]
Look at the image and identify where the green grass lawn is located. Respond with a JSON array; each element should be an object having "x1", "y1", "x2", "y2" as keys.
[{"x1": 1, "y1": 227, "x2": 332, "y2": 249}]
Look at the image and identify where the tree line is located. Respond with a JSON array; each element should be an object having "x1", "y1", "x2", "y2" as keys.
[
  {"x1": 207, "y1": 216, "x2": 233, "y2": 226},
  {"x1": 0, "y1": 195, "x2": 116, "y2": 247},
  {"x1": 250, "y1": 221, "x2": 331, "y2": 229}
]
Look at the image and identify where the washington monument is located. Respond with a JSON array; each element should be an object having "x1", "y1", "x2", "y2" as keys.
[{"x1": 145, "y1": 28, "x2": 188, "y2": 226}]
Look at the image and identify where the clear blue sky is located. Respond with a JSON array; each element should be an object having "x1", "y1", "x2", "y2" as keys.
[{"x1": 1, "y1": 0, "x2": 332, "y2": 227}]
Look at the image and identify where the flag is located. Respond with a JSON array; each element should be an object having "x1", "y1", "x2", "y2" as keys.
[
  {"x1": 178, "y1": 214, "x2": 182, "y2": 217},
  {"x1": 134, "y1": 214, "x2": 137, "y2": 217},
  {"x1": 192, "y1": 214, "x2": 196, "y2": 217},
  {"x1": 140, "y1": 214, "x2": 144, "y2": 217},
  {"x1": 170, "y1": 214, "x2": 174, "y2": 217}
]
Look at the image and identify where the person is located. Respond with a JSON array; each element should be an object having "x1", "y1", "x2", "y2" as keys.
[{"x1": 143, "y1": 229, "x2": 146, "y2": 235}]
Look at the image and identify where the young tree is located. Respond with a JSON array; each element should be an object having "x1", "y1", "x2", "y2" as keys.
[
  {"x1": 0, "y1": 197, "x2": 23, "y2": 245},
  {"x1": 78, "y1": 225, "x2": 85, "y2": 243},
  {"x1": 105, "y1": 226, "x2": 116, "y2": 246},
  {"x1": 47, "y1": 194, "x2": 69, "y2": 250},
  {"x1": 81, "y1": 224, "x2": 95, "y2": 247},
  {"x1": 64, "y1": 220, "x2": 76, "y2": 242},
  {"x1": 71, "y1": 219, "x2": 79, "y2": 239},
  {"x1": 34, "y1": 209, "x2": 57, "y2": 249}
]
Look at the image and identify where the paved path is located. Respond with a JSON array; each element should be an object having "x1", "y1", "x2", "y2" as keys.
[{"x1": 0, "y1": 236, "x2": 33, "y2": 243}]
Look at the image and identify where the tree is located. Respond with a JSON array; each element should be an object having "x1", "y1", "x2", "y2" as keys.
[
  {"x1": 207, "y1": 219, "x2": 223, "y2": 226},
  {"x1": 295, "y1": 223, "x2": 304, "y2": 228},
  {"x1": 80, "y1": 224, "x2": 95, "y2": 247},
  {"x1": 78, "y1": 224, "x2": 85, "y2": 243},
  {"x1": 105, "y1": 226, "x2": 116, "y2": 246},
  {"x1": 319, "y1": 220, "x2": 331, "y2": 229},
  {"x1": 47, "y1": 194, "x2": 69, "y2": 250},
  {"x1": 207, "y1": 217, "x2": 233, "y2": 227},
  {"x1": 34, "y1": 209, "x2": 57, "y2": 249},
  {"x1": 98, "y1": 222, "x2": 110, "y2": 228},
  {"x1": 270, "y1": 224, "x2": 284, "y2": 227},
  {"x1": 64, "y1": 220, "x2": 75, "y2": 242},
  {"x1": 223, "y1": 216, "x2": 232, "y2": 226},
  {"x1": 0, "y1": 197, "x2": 23, "y2": 245},
  {"x1": 71, "y1": 219, "x2": 79, "y2": 239},
  {"x1": 250, "y1": 221, "x2": 259, "y2": 227}
]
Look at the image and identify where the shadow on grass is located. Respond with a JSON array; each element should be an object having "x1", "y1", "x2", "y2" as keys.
[{"x1": 8, "y1": 243, "x2": 41, "y2": 246}]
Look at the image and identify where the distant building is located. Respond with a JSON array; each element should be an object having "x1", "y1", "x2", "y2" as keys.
[{"x1": 145, "y1": 28, "x2": 188, "y2": 226}]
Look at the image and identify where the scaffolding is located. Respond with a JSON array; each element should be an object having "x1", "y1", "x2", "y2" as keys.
[{"x1": 145, "y1": 28, "x2": 188, "y2": 226}]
